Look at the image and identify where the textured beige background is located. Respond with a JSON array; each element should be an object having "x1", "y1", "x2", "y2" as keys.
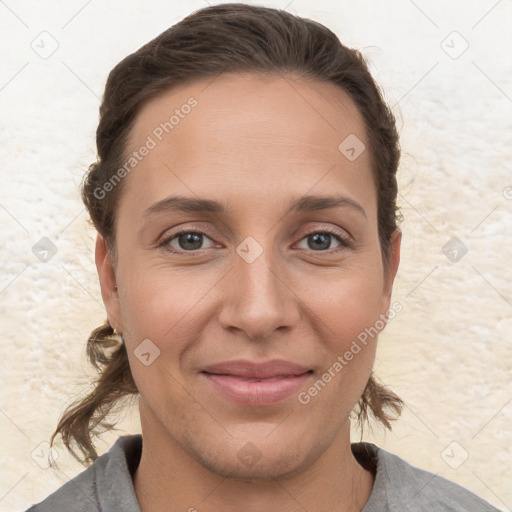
[{"x1": 1, "y1": 1, "x2": 511, "y2": 511}]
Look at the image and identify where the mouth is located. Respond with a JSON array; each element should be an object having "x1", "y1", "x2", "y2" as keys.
[{"x1": 200, "y1": 359, "x2": 314, "y2": 406}]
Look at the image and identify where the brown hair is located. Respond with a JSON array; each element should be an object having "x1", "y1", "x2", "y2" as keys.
[{"x1": 49, "y1": 2, "x2": 403, "y2": 466}]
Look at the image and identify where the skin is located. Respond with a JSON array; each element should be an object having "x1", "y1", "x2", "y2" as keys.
[{"x1": 96, "y1": 71, "x2": 401, "y2": 512}]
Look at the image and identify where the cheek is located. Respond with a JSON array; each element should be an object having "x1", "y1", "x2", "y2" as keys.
[
  {"x1": 121, "y1": 262, "x2": 201, "y2": 321},
  {"x1": 119, "y1": 272, "x2": 204, "y2": 409},
  {"x1": 119, "y1": 266, "x2": 216, "y2": 360},
  {"x1": 311, "y1": 265, "x2": 384, "y2": 338},
  {"x1": 306, "y1": 267, "x2": 384, "y2": 398},
  {"x1": 299, "y1": 274, "x2": 382, "y2": 408}
]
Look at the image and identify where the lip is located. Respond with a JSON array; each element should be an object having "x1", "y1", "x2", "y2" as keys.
[
  {"x1": 201, "y1": 359, "x2": 312, "y2": 378},
  {"x1": 200, "y1": 359, "x2": 313, "y2": 406}
]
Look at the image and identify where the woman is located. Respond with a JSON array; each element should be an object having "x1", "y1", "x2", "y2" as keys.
[{"x1": 25, "y1": 3, "x2": 501, "y2": 511}]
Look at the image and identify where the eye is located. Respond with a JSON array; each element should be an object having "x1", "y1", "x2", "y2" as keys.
[
  {"x1": 296, "y1": 228, "x2": 351, "y2": 252},
  {"x1": 160, "y1": 230, "x2": 216, "y2": 252}
]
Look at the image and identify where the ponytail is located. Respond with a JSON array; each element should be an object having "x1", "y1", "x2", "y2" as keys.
[{"x1": 48, "y1": 320, "x2": 138, "y2": 466}]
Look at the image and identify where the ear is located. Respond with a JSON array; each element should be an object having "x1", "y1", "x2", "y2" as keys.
[
  {"x1": 379, "y1": 228, "x2": 401, "y2": 317},
  {"x1": 95, "y1": 233, "x2": 123, "y2": 333}
]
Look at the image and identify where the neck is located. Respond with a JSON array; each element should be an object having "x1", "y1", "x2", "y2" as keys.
[{"x1": 133, "y1": 403, "x2": 374, "y2": 512}]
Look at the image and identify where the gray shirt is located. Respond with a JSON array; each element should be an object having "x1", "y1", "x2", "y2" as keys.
[{"x1": 25, "y1": 434, "x2": 501, "y2": 511}]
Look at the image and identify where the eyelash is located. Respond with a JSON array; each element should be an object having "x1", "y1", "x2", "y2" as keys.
[{"x1": 158, "y1": 226, "x2": 352, "y2": 255}]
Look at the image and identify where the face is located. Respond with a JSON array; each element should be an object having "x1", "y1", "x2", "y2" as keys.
[{"x1": 96, "y1": 72, "x2": 400, "y2": 479}]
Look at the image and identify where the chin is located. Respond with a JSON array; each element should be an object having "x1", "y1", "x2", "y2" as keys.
[
  {"x1": 182, "y1": 427, "x2": 324, "y2": 482},
  {"x1": 197, "y1": 449, "x2": 309, "y2": 482}
]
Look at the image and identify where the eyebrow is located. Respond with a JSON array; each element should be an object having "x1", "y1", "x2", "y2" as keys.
[{"x1": 141, "y1": 194, "x2": 367, "y2": 221}]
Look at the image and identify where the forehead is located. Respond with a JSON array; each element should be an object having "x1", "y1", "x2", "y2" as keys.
[
  {"x1": 120, "y1": 72, "x2": 375, "y2": 219},
  {"x1": 130, "y1": 71, "x2": 366, "y2": 151}
]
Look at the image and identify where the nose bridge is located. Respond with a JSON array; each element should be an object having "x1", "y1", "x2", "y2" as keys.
[
  {"x1": 220, "y1": 234, "x2": 296, "y2": 339},
  {"x1": 237, "y1": 236, "x2": 280, "y2": 297}
]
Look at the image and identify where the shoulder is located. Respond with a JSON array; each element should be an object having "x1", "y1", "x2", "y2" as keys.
[
  {"x1": 24, "y1": 435, "x2": 142, "y2": 512},
  {"x1": 352, "y1": 442, "x2": 502, "y2": 512}
]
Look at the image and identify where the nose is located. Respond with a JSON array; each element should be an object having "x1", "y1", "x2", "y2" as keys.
[{"x1": 217, "y1": 240, "x2": 300, "y2": 341}]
